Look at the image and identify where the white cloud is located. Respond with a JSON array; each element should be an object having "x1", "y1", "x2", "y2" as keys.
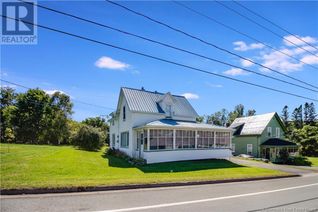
[
  {"x1": 283, "y1": 35, "x2": 317, "y2": 47},
  {"x1": 260, "y1": 50, "x2": 303, "y2": 73},
  {"x1": 241, "y1": 59, "x2": 254, "y2": 67},
  {"x1": 205, "y1": 82, "x2": 223, "y2": 88},
  {"x1": 233, "y1": 41, "x2": 265, "y2": 51},
  {"x1": 95, "y1": 56, "x2": 130, "y2": 70},
  {"x1": 182, "y1": 93, "x2": 199, "y2": 100},
  {"x1": 223, "y1": 68, "x2": 249, "y2": 76},
  {"x1": 45, "y1": 90, "x2": 66, "y2": 95},
  {"x1": 1, "y1": 84, "x2": 16, "y2": 88},
  {"x1": 301, "y1": 54, "x2": 318, "y2": 64}
]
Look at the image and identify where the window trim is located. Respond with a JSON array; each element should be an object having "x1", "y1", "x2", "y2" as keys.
[{"x1": 120, "y1": 131, "x2": 129, "y2": 148}]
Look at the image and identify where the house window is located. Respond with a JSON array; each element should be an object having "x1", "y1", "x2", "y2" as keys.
[
  {"x1": 215, "y1": 132, "x2": 231, "y2": 148},
  {"x1": 176, "y1": 130, "x2": 195, "y2": 149},
  {"x1": 276, "y1": 127, "x2": 280, "y2": 138},
  {"x1": 123, "y1": 106, "x2": 126, "y2": 121},
  {"x1": 149, "y1": 129, "x2": 173, "y2": 150},
  {"x1": 247, "y1": 144, "x2": 253, "y2": 155},
  {"x1": 120, "y1": 131, "x2": 129, "y2": 148},
  {"x1": 112, "y1": 134, "x2": 115, "y2": 147},
  {"x1": 267, "y1": 127, "x2": 272, "y2": 137},
  {"x1": 197, "y1": 131, "x2": 214, "y2": 148}
]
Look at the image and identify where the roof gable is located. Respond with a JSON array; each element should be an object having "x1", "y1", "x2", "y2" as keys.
[
  {"x1": 116, "y1": 87, "x2": 198, "y2": 118},
  {"x1": 230, "y1": 112, "x2": 284, "y2": 136}
]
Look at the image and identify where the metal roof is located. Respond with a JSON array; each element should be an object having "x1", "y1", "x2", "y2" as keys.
[
  {"x1": 230, "y1": 112, "x2": 277, "y2": 135},
  {"x1": 134, "y1": 119, "x2": 232, "y2": 131},
  {"x1": 121, "y1": 87, "x2": 198, "y2": 117}
]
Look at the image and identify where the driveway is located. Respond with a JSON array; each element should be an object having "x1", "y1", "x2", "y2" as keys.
[{"x1": 230, "y1": 157, "x2": 318, "y2": 175}]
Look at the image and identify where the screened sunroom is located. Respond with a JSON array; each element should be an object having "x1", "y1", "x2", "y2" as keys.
[{"x1": 134, "y1": 119, "x2": 233, "y2": 163}]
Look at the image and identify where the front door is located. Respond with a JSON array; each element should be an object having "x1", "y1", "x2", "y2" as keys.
[{"x1": 265, "y1": 148, "x2": 270, "y2": 159}]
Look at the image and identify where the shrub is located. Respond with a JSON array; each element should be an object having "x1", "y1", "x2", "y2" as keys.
[
  {"x1": 106, "y1": 148, "x2": 146, "y2": 166},
  {"x1": 73, "y1": 125, "x2": 104, "y2": 151},
  {"x1": 279, "y1": 148, "x2": 289, "y2": 164},
  {"x1": 286, "y1": 156, "x2": 312, "y2": 166}
]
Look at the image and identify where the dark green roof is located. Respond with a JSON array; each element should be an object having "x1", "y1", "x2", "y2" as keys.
[{"x1": 261, "y1": 138, "x2": 297, "y2": 146}]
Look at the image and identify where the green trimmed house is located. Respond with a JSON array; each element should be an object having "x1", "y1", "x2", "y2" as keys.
[{"x1": 230, "y1": 112, "x2": 298, "y2": 162}]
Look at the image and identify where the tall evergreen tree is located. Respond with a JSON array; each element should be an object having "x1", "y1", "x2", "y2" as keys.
[
  {"x1": 304, "y1": 102, "x2": 310, "y2": 124},
  {"x1": 308, "y1": 102, "x2": 317, "y2": 124},
  {"x1": 281, "y1": 105, "x2": 289, "y2": 126}
]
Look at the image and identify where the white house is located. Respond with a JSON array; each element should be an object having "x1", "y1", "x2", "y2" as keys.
[{"x1": 109, "y1": 87, "x2": 233, "y2": 164}]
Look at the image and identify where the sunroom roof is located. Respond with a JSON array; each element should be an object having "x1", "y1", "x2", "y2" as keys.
[{"x1": 134, "y1": 119, "x2": 232, "y2": 131}]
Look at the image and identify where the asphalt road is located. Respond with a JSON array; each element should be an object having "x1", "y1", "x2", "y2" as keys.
[{"x1": 1, "y1": 174, "x2": 318, "y2": 212}]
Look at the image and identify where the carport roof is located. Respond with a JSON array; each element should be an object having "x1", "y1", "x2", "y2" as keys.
[{"x1": 261, "y1": 138, "x2": 297, "y2": 146}]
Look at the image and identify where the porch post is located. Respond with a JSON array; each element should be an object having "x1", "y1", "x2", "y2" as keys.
[
  {"x1": 214, "y1": 131, "x2": 216, "y2": 148},
  {"x1": 147, "y1": 129, "x2": 150, "y2": 151},
  {"x1": 173, "y1": 129, "x2": 176, "y2": 150},
  {"x1": 195, "y1": 130, "x2": 198, "y2": 149}
]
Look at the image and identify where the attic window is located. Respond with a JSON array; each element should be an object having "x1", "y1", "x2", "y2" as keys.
[{"x1": 123, "y1": 106, "x2": 126, "y2": 121}]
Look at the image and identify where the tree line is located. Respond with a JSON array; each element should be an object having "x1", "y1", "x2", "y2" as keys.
[
  {"x1": 0, "y1": 87, "x2": 109, "y2": 150},
  {"x1": 281, "y1": 103, "x2": 317, "y2": 156},
  {"x1": 196, "y1": 104, "x2": 256, "y2": 126}
]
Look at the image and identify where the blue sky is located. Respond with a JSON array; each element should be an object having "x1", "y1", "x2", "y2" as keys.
[{"x1": 1, "y1": 0, "x2": 318, "y2": 120}]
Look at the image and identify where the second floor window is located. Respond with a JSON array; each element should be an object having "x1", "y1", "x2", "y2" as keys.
[
  {"x1": 267, "y1": 127, "x2": 272, "y2": 137},
  {"x1": 276, "y1": 127, "x2": 280, "y2": 138},
  {"x1": 123, "y1": 106, "x2": 126, "y2": 121}
]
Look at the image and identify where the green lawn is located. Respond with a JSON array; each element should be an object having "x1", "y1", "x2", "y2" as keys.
[
  {"x1": 307, "y1": 157, "x2": 318, "y2": 167},
  {"x1": 0, "y1": 144, "x2": 288, "y2": 189}
]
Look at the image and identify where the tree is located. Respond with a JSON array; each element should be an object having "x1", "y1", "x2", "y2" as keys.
[
  {"x1": 41, "y1": 91, "x2": 73, "y2": 145},
  {"x1": 0, "y1": 87, "x2": 17, "y2": 142},
  {"x1": 308, "y1": 103, "x2": 317, "y2": 125},
  {"x1": 196, "y1": 116, "x2": 204, "y2": 123},
  {"x1": 304, "y1": 102, "x2": 310, "y2": 124},
  {"x1": 73, "y1": 125, "x2": 105, "y2": 151},
  {"x1": 292, "y1": 105, "x2": 303, "y2": 129},
  {"x1": 291, "y1": 124, "x2": 318, "y2": 157},
  {"x1": 82, "y1": 116, "x2": 109, "y2": 144},
  {"x1": 12, "y1": 89, "x2": 50, "y2": 144},
  {"x1": 281, "y1": 105, "x2": 289, "y2": 126},
  {"x1": 234, "y1": 104, "x2": 244, "y2": 118},
  {"x1": 207, "y1": 111, "x2": 223, "y2": 126},
  {"x1": 246, "y1": 109, "x2": 256, "y2": 116}
]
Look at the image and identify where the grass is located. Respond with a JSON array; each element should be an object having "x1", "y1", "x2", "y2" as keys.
[
  {"x1": 1, "y1": 144, "x2": 288, "y2": 189},
  {"x1": 307, "y1": 157, "x2": 318, "y2": 167}
]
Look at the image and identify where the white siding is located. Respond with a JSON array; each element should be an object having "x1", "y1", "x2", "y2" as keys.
[{"x1": 144, "y1": 149, "x2": 232, "y2": 164}]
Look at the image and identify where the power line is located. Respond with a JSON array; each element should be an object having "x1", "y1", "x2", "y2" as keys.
[
  {"x1": 172, "y1": 0, "x2": 318, "y2": 71},
  {"x1": 23, "y1": 1, "x2": 318, "y2": 93},
  {"x1": 1, "y1": 15, "x2": 317, "y2": 103},
  {"x1": 0, "y1": 79, "x2": 115, "y2": 110},
  {"x1": 233, "y1": 0, "x2": 318, "y2": 52},
  {"x1": 215, "y1": 1, "x2": 318, "y2": 58},
  {"x1": 105, "y1": 0, "x2": 318, "y2": 90}
]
